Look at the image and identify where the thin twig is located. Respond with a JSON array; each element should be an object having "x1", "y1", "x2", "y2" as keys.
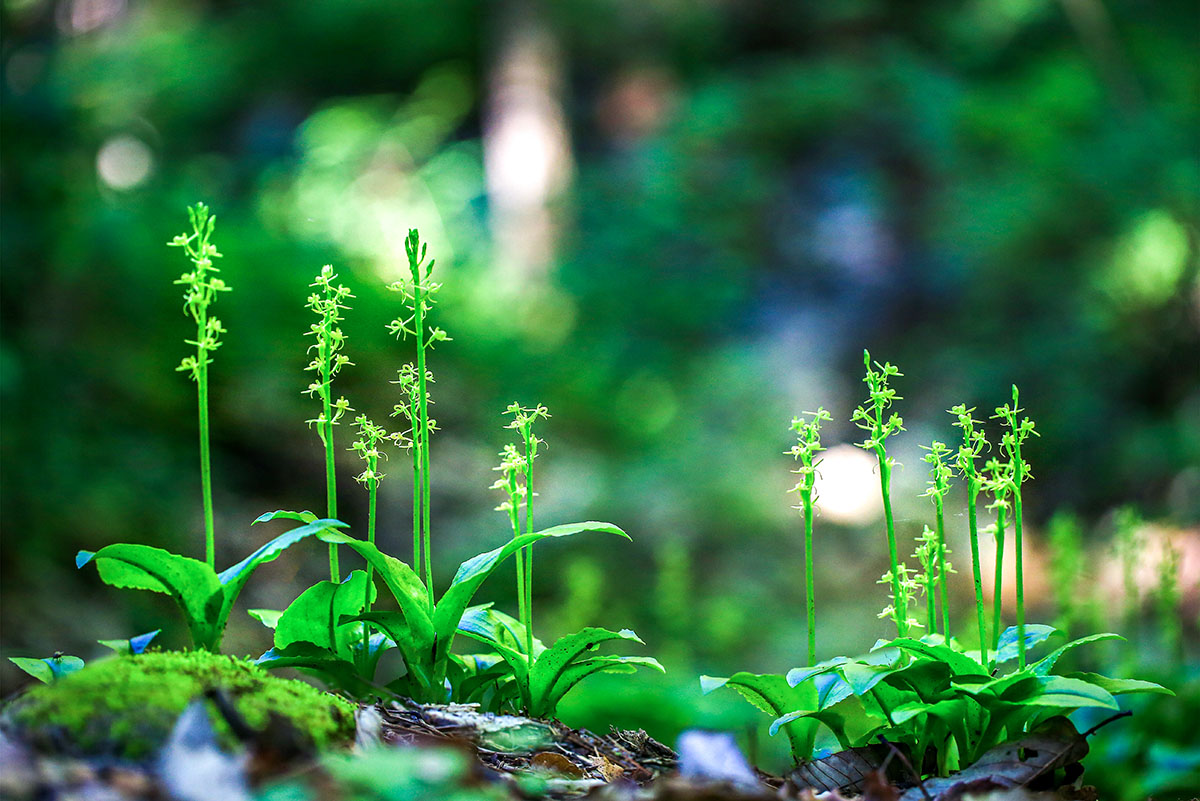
[
  {"x1": 879, "y1": 737, "x2": 931, "y2": 801},
  {"x1": 1082, "y1": 710, "x2": 1132, "y2": 738}
]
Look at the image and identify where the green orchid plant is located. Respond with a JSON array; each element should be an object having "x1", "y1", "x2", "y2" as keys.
[
  {"x1": 451, "y1": 404, "x2": 663, "y2": 717},
  {"x1": 77, "y1": 206, "x2": 345, "y2": 653},
  {"x1": 704, "y1": 355, "x2": 1171, "y2": 780},
  {"x1": 253, "y1": 232, "x2": 657, "y2": 709}
]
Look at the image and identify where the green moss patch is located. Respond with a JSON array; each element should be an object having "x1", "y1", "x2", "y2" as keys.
[{"x1": 2, "y1": 650, "x2": 356, "y2": 760}]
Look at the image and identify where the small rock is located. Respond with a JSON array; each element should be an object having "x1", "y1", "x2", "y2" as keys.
[{"x1": 676, "y1": 730, "x2": 759, "y2": 787}]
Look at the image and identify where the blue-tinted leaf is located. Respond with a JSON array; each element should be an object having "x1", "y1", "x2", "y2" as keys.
[
  {"x1": 814, "y1": 671, "x2": 854, "y2": 710},
  {"x1": 75, "y1": 551, "x2": 95, "y2": 569},
  {"x1": 786, "y1": 656, "x2": 850, "y2": 687},
  {"x1": 128, "y1": 629, "x2": 160, "y2": 654},
  {"x1": 98, "y1": 629, "x2": 161, "y2": 655},
  {"x1": 995, "y1": 624, "x2": 1058, "y2": 664}
]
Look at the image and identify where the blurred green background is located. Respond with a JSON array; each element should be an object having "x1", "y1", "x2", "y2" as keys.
[{"x1": 2, "y1": 0, "x2": 1198, "y2": 794}]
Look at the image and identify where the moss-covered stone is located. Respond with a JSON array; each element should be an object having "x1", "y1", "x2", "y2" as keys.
[{"x1": 2, "y1": 650, "x2": 356, "y2": 760}]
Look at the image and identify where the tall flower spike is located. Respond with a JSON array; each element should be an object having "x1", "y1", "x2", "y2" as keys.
[
  {"x1": 788, "y1": 407, "x2": 831, "y2": 666},
  {"x1": 950, "y1": 403, "x2": 991, "y2": 663},
  {"x1": 921, "y1": 440, "x2": 954, "y2": 637},
  {"x1": 305, "y1": 265, "x2": 355, "y2": 582},
  {"x1": 502, "y1": 402, "x2": 551, "y2": 657},
  {"x1": 992, "y1": 386, "x2": 1039, "y2": 668},
  {"x1": 349, "y1": 414, "x2": 389, "y2": 647},
  {"x1": 853, "y1": 351, "x2": 908, "y2": 637},
  {"x1": 982, "y1": 455, "x2": 1012, "y2": 652},
  {"x1": 169, "y1": 203, "x2": 230, "y2": 569},
  {"x1": 386, "y1": 231, "x2": 447, "y2": 609}
]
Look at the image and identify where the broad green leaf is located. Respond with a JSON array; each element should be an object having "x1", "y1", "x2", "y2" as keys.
[
  {"x1": 256, "y1": 643, "x2": 371, "y2": 695},
  {"x1": 706, "y1": 672, "x2": 819, "y2": 761},
  {"x1": 340, "y1": 611, "x2": 429, "y2": 675},
  {"x1": 888, "y1": 700, "x2": 932, "y2": 726},
  {"x1": 786, "y1": 656, "x2": 850, "y2": 687},
  {"x1": 252, "y1": 510, "x2": 318, "y2": 525},
  {"x1": 923, "y1": 697, "x2": 971, "y2": 757},
  {"x1": 814, "y1": 671, "x2": 854, "y2": 710},
  {"x1": 1025, "y1": 676, "x2": 1118, "y2": 709},
  {"x1": 9, "y1": 657, "x2": 53, "y2": 684},
  {"x1": 1030, "y1": 633, "x2": 1123, "y2": 677},
  {"x1": 884, "y1": 657, "x2": 954, "y2": 700},
  {"x1": 454, "y1": 605, "x2": 545, "y2": 657},
  {"x1": 995, "y1": 624, "x2": 1057, "y2": 664},
  {"x1": 539, "y1": 655, "x2": 664, "y2": 717},
  {"x1": 529, "y1": 627, "x2": 644, "y2": 712},
  {"x1": 457, "y1": 607, "x2": 534, "y2": 709},
  {"x1": 840, "y1": 662, "x2": 900, "y2": 696},
  {"x1": 248, "y1": 609, "x2": 282, "y2": 629},
  {"x1": 1063, "y1": 672, "x2": 1174, "y2": 697},
  {"x1": 886, "y1": 638, "x2": 988, "y2": 678},
  {"x1": 217, "y1": 518, "x2": 348, "y2": 627},
  {"x1": 317, "y1": 532, "x2": 434, "y2": 648},
  {"x1": 8, "y1": 655, "x2": 84, "y2": 684},
  {"x1": 996, "y1": 674, "x2": 1042, "y2": 703},
  {"x1": 771, "y1": 694, "x2": 884, "y2": 751},
  {"x1": 98, "y1": 629, "x2": 160, "y2": 655},
  {"x1": 275, "y1": 570, "x2": 372, "y2": 661},
  {"x1": 432, "y1": 522, "x2": 628, "y2": 667},
  {"x1": 79, "y1": 544, "x2": 224, "y2": 650}
]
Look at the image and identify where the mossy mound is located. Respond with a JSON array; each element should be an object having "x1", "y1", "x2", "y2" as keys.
[{"x1": 2, "y1": 650, "x2": 356, "y2": 760}]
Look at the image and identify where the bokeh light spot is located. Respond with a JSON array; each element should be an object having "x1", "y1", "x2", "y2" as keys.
[
  {"x1": 813, "y1": 444, "x2": 882, "y2": 526},
  {"x1": 96, "y1": 135, "x2": 153, "y2": 190}
]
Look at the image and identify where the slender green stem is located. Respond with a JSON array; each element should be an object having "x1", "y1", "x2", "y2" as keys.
[
  {"x1": 803, "y1": 495, "x2": 816, "y2": 667},
  {"x1": 878, "y1": 456, "x2": 906, "y2": 637},
  {"x1": 414, "y1": 283, "x2": 433, "y2": 611},
  {"x1": 924, "y1": 549, "x2": 937, "y2": 633},
  {"x1": 509, "y1": 478, "x2": 526, "y2": 650},
  {"x1": 965, "y1": 481, "x2": 987, "y2": 664},
  {"x1": 196, "y1": 343, "x2": 215, "y2": 569},
  {"x1": 322, "y1": 350, "x2": 339, "y2": 583},
  {"x1": 411, "y1": 393, "x2": 422, "y2": 578},
  {"x1": 1011, "y1": 438, "x2": 1026, "y2": 669},
  {"x1": 522, "y1": 425, "x2": 535, "y2": 658},
  {"x1": 991, "y1": 504, "x2": 1007, "y2": 652},
  {"x1": 934, "y1": 490, "x2": 948, "y2": 636},
  {"x1": 361, "y1": 456, "x2": 377, "y2": 662}
]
